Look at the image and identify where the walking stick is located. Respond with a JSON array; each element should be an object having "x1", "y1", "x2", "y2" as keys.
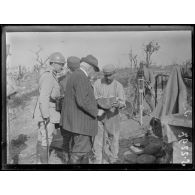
[
  {"x1": 101, "y1": 121, "x2": 106, "y2": 164},
  {"x1": 44, "y1": 120, "x2": 49, "y2": 164}
]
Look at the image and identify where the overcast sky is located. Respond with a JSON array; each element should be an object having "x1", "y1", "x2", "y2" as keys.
[{"x1": 6, "y1": 31, "x2": 192, "y2": 70}]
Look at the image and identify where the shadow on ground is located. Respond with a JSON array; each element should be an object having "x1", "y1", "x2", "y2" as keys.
[{"x1": 9, "y1": 134, "x2": 29, "y2": 164}]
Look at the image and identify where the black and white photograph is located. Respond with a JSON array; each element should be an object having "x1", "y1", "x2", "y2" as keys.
[{"x1": 2, "y1": 25, "x2": 193, "y2": 169}]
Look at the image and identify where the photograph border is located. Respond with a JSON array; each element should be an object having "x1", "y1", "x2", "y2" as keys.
[{"x1": 1, "y1": 24, "x2": 194, "y2": 171}]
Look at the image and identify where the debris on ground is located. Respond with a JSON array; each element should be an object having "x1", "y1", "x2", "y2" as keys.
[
  {"x1": 9, "y1": 134, "x2": 29, "y2": 164},
  {"x1": 117, "y1": 134, "x2": 173, "y2": 164}
]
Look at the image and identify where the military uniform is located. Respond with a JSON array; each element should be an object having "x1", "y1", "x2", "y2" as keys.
[
  {"x1": 34, "y1": 65, "x2": 61, "y2": 147},
  {"x1": 33, "y1": 52, "x2": 65, "y2": 164}
]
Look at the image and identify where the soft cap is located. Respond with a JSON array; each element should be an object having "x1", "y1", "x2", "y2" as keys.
[
  {"x1": 67, "y1": 56, "x2": 80, "y2": 71},
  {"x1": 102, "y1": 64, "x2": 116, "y2": 75}
]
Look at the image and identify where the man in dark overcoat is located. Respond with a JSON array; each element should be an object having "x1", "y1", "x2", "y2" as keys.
[
  {"x1": 58, "y1": 56, "x2": 80, "y2": 163},
  {"x1": 60, "y1": 55, "x2": 99, "y2": 164}
]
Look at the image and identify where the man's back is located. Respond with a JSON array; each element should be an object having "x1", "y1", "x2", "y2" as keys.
[
  {"x1": 60, "y1": 69, "x2": 98, "y2": 136},
  {"x1": 59, "y1": 72, "x2": 71, "y2": 96}
]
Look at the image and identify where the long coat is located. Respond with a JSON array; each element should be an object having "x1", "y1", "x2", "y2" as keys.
[
  {"x1": 60, "y1": 69, "x2": 98, "y2": 137},
  {"x1": 59, "y1": 71, "x2": 71, "y2": 96},
  {"x1": 34, "y1": 66, "x2": 61, "y2": 123}
]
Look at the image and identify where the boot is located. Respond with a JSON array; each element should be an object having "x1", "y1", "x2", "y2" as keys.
[
  {"x1": 36, "y1": 141, "x2": 42, "y2": 164},
  {"x1": 40, "y1": 146, "x2": 49, "y2": 164}
]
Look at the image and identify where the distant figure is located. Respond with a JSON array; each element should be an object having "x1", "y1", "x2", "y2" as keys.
[
  {"x1": 93, "y1": 64, "x2": 126, "y2": 163},
  {"x1": 60, "y1": 55, "x2": 99, "y2": 164},
  {"x1": 33, "y1": 52, "x2": 66, "y2": 164},
  {"x1": 136, "y1": 61, "x2": 155, "y2": 113}
]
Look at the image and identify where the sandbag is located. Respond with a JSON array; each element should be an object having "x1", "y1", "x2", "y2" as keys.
[
  {"x1": 124, "y1": 152, "x2": 137, "y2": 164},
  {"x1": 132, "y1": 137, "x2": 147, "y2": 147},
  {"x1": 118, "y1": 147, "x2": 131, "y2": 156},
  {"x1": 156, "y1": 142, "x2": 173, "y2": 163},
  {"x1": 137, "y1": 154, "x2": 156, "y2": 164},
  {"x1": 132, "y1": 135, "x2": 162, "y2": 147},
  {"x1": 130, "y1": 145, "x2": 144, "y2": 155},
  {"x1": 143, "y1": 143, "x2": 162, "y2": 155}
]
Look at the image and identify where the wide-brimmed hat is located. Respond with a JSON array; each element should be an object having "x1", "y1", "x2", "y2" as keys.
[
  {"x1": 81, "y1": 55, "x2": 99, "y2": 72},
  {"x1": 67, "y1": 56, "x2": 80, "y2": 71}
]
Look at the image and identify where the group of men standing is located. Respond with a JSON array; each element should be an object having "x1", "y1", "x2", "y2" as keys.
[{"x1": 34, "y1": 52, "x2": 126, "y2": 164}]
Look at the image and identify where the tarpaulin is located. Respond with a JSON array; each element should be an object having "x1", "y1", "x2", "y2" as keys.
[{"x1": 152, "y1": 66, "x2": 188, "y2": 119}]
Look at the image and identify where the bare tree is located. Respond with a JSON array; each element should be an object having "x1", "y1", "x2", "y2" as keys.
[
  {"x1": 144, "y1": 41, "x2": 160, "y2": 67},
  {"x1": 132, "y1": 55, "x2": 138, "y2": 69},
  {"x1": 30, "y1": 45, "x2": 49, "y2": 72},
  {"x1": 128, "y1": 49, "x2": 138, "y2": 70}
]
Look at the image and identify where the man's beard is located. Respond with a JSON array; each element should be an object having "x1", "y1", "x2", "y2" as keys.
[{"x1": 106, "y1": 79, "x2": 113, "y2": 84}]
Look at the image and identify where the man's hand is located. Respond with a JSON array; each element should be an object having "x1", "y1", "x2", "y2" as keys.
[
  {"x1": 111, "y1": 101, "x2": 120, "y2": 108},
  {"x1": 98, "y1": 109, "x2": 105, "y2": 117},
  {"x1": 110, "y1": 107, "x2": 116, "y2": 113},
  {"x1": 112, "y1": 101, "x2": 125, "y2": 109},
  {"x1": 43, "y1": 117, "x2": 50, "y2": 127},
  {"x1": 97, "y1": 98, "x2": 112, "y2": 110}
]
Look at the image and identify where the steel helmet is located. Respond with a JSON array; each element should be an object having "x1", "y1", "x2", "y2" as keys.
[{"x1": 49, "y1": 52, "x2": 66, "y2": 64}]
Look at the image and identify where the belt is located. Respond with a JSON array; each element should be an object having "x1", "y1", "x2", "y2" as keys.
[{"x1": 49, "y1": 97, "x2": 56, "y2": 103}]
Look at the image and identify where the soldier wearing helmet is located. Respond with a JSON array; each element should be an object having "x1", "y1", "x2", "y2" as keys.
[{"x1": 33, "y1": 52, "x2": 65, "y2": 164}]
